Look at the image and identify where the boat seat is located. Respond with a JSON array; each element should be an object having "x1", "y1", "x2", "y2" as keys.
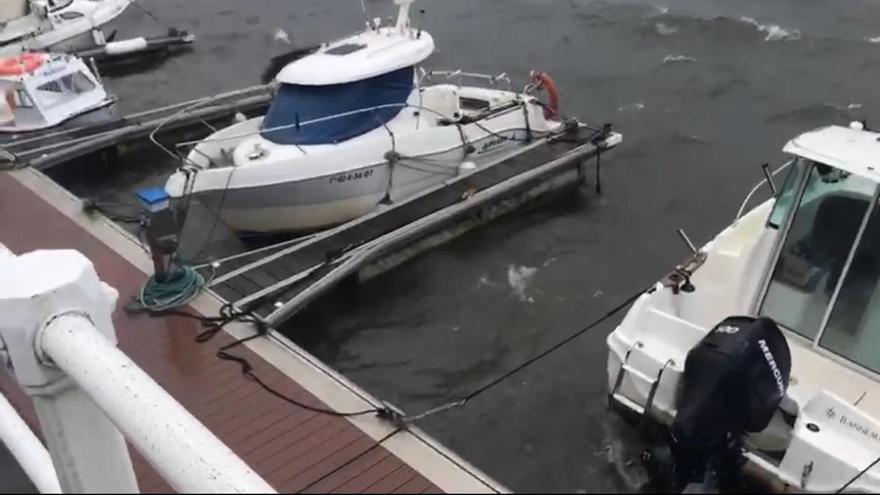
[
  {"x1": 810, "y1": 194, "x2": 871, "y2": 293},
  {"x1": 419, "y1": 85, "x2": 461, "y2": 123}
]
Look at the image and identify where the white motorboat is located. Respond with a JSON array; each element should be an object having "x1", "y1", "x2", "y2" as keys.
[
  {"x1": 163, "y1": 0, "x2": 608, "y2": 234},
  {"x1": 607, "y1": 122, "x2": 880, "y2": 492},
  {"x1": 0, "y1": 0, "x2": 130, "y2": 56},
  {"x1": 0, "y1": 51, "x2": 114, "y2": 133}
]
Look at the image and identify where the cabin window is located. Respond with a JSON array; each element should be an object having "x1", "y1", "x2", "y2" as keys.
[
  {"x1": 760, "y1": 162, "x2": 878, "y2": 341},
  {"x1": 818, "y1": 196, "x2": 880, "y2": 373},
  {"x1": 35, "y1": 72, "x2": 97, "y2": 107},
  {"x1": 767, "y1": 159, "x2": 801, "y2": 229},
  {"x1": 63, "y1": 72, "x2": 96, "y2": 93},
  {"x1": 47, "y1": 0, "x2": 74, "y2": 12},
  {"x1": 57, "y1": 11, "x2": 84, "y2": 21},
  {"x1": 12, "y1": 89, "x2": 33, "y2": 108},
  {"x1": 261, "y1": 66, "x2": 414, "y2": 146}
]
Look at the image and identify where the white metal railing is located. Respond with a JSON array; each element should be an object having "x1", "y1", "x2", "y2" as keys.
[
  {"x1": 734, "y1": 160, "x2": 793, "y2": 222},
  {"x1": 0, "y1": 249, "x2": 275, "y2": 494},
  {"x1": 0, "y1": 393, "x2": 61, "y2": 493},
  {"x1": 419, "y1": 68, "x2": 513, "y2": 90}
]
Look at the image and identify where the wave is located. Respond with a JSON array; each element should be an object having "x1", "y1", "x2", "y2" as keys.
[
  {"x1": 865, "y1": 36, "x2": 880, "y2": 44},
  {"x1": 765, "y1": 103, "x2": 850, "y2": 125},
  {"x1": 828, "y1": 102, "x2": 863, "y2": 112},
  {"x1": 654, "y1": 22, "x2": 678, "y2": 36},
  {"x1": 273, "y1": 28, "x2": 291, "y2": 44},
  {"x1": 739, "y1": 16, "x2": 801, "y2": 42},
  {"x1": 647, "y1": 4, "x2": 670, "y2": 18},
  {"x1": 662, "y1": 54, "x2": 698, "y2": 64},
  {"x1": 507, "y1": 265, "x2": 538, "y2": 303},
  {"x1": 617, "y1": 102, "x2": 645, "y2": 112},
  {"x1": 643, "y1": 13, "x2": 802, "y2": 43}
]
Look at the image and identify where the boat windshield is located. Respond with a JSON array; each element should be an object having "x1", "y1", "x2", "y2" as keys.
[
  {"x1": 760, "y1": 159, "x2": 880, "y2": 373},
  {"x1": 261, "y1": 66, "x2": 414, "y2": 146},
  {"x1": 48, "y1": 0, "x2": 74, "y2": 12},
  {"x1": 34, "y1": 71, "x2": 97, "y2": 107}
]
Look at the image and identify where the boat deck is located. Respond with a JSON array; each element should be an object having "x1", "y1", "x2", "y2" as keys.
[{"x1": 0, "y1": 169, "x2": 504, "y2": 493}]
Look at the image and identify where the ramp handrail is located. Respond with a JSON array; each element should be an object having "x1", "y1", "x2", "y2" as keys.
[{"x1": 0, "y1": 249, "x2": 274, "y2": 493}]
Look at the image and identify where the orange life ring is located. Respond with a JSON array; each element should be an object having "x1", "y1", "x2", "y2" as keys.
[
  {"x1": 529, "y1": 71, "x2": 560, "y2": 120},
  {"x1": 0, "y1": 53, "x2": 47, "y2": 76}
]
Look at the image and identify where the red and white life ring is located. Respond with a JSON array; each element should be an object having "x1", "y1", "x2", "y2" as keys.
[
  {"x1": 529, "y1": 71, "x2": 561, "y2": 120},
  {"x1": 0, "y1": 53, "x2": 47, "y2": 76}
]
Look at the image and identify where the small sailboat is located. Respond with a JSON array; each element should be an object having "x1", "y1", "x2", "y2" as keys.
[
  {"x1": 0, "y1": 0, "x2": 130, "y2": 56},
  {"x1": 607, "y1": 122, "x2": 880, "y2": 492},
  {"x1": 0, "y1": 52, "x2": 114, "y2": 133},
  {"x1": 163, "y1": 0, "x2": 609, "y2": 234}
]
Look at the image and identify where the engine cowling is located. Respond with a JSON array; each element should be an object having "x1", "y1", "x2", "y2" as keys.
[{"x1": 670, "y1": 316, "x2": 792, "y2": 488}]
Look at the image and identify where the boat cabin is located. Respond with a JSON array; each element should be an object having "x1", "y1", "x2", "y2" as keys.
[
  {"x1": 261, "y1": 1, "x2": 434, "y2": 146},
  {"x1": 758, "y1": 124, "x2": 880, "y2": 376},
  {"x1": 0, "y1": 52, "x2": 109, "y2": 130}
]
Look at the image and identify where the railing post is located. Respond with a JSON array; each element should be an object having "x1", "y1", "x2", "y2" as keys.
[{"x1": 0, "y1": 250, "x2": 139, "y2": 493}]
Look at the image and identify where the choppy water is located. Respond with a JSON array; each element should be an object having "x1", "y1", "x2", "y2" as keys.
[{"x1": 48, "y1": 0, "x2": 880, "y2": 492}]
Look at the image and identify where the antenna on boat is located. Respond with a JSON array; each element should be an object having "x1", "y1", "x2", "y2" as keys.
[
  {"x1": 417, "y1": 9, "x2": 426, "y2": 39},
  {"x1": 394, "y1": 0, "x2": 415, "y2": 31},
  {"x1": 359, "y1": 0, "x2": 370, "y2": 24}
]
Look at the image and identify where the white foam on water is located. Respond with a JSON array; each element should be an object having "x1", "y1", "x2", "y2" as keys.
[
  {"x1": 829, "y1": 102, "x2": 863, "y2": 112},
  {"x1": 866, "y1": 36, "x2": 880, "y2": 44},
  {"x1": 740, "y1": 16, "x2": 800, "y2": 42},
  {"x1": 507, "y1": 265, "x2": 538, "y2": 303},
  {"x1": 273, "y1": 28, "x2": 291, "y2": 44},
  {"x1": 662, "y1": 54, "x2": 698, "y2": 64},
  {"x1": 655, "y1": 22, "x2": 678, "y2": 36},
  {"x1": 617, "y1": 102, "x2": 645, "y2": 112},
  {"x1": 647, "y1": 5, "x2": 669, "y2": 17}
]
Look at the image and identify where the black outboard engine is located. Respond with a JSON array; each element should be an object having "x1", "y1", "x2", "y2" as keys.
[{"x1": 645, "y1": 316, "x2": 791, "y2": 492}]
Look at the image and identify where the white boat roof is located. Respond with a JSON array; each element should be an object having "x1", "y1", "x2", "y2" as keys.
[
  {"x1": 276, "y1": 27, "x2": 434, "y2": 85},
  {"x1": 784, "y1": 125, "x2": 880, "y2": 183}
]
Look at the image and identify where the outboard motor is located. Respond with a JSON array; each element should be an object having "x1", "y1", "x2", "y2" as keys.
[{"x1": 645, "y1": 316, "x2": 791, "y2": 493}]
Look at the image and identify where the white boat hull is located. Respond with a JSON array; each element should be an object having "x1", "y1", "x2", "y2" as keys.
[
  {"x1": 0, "y1": 0, "x2": 130, "y2": 56},
  {"x1": 168, "y1": 84, "x2": 558, "y2": 233},
  {"x1": 607, "y1": 198, "x2": 880, "y2": 492},
  {"x1": 192, "y1": 131, "x2": 531, "y2": 233}
]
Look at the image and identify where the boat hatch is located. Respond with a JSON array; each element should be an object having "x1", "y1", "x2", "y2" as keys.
[{"x1": 758, "y1": 130, "x2": 880, "y2": 375}]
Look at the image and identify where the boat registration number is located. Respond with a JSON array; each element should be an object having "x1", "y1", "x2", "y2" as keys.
[
  {"x1": 329, "y1": 169, "x2": 375, "y2": 184},
  {"x1": 478, "y1": 136, "x2": 507, "y2": 154}
]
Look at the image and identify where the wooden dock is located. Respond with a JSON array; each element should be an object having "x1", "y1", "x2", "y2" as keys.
[
  {"x1": 0, "y1": 168, "x2": 507, "y2": 494},
  {"x1": 203, "y1": 125, "x2": 621, "y2": 327},
  {"x1": 0, "y1": 84, "x2": 272, "y2": 171}
]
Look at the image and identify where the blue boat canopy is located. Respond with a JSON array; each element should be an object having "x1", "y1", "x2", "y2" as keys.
[{"x1": 261, "y1": 66, "x2": 414, "y2": 146}]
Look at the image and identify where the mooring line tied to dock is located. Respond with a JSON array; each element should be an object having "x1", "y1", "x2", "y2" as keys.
[
  {"x1": 129, "y1": 265, "x2": 647, "y2": 433},
  {"x1": 392, "y1": 287, "x2": 646, "y2": 426}
]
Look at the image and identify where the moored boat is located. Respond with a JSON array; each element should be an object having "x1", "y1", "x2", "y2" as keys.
[
  {"x1": 607, "y1": 122, "x2": 880, "y2": 492},
  {"x1": 163, "y1": 0, "x2": 614, "y2": 234}
]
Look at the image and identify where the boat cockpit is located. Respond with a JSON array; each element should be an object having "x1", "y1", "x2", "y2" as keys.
[{"x1": 758, "y1": 125, "x2": 880, "y2": 377}]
